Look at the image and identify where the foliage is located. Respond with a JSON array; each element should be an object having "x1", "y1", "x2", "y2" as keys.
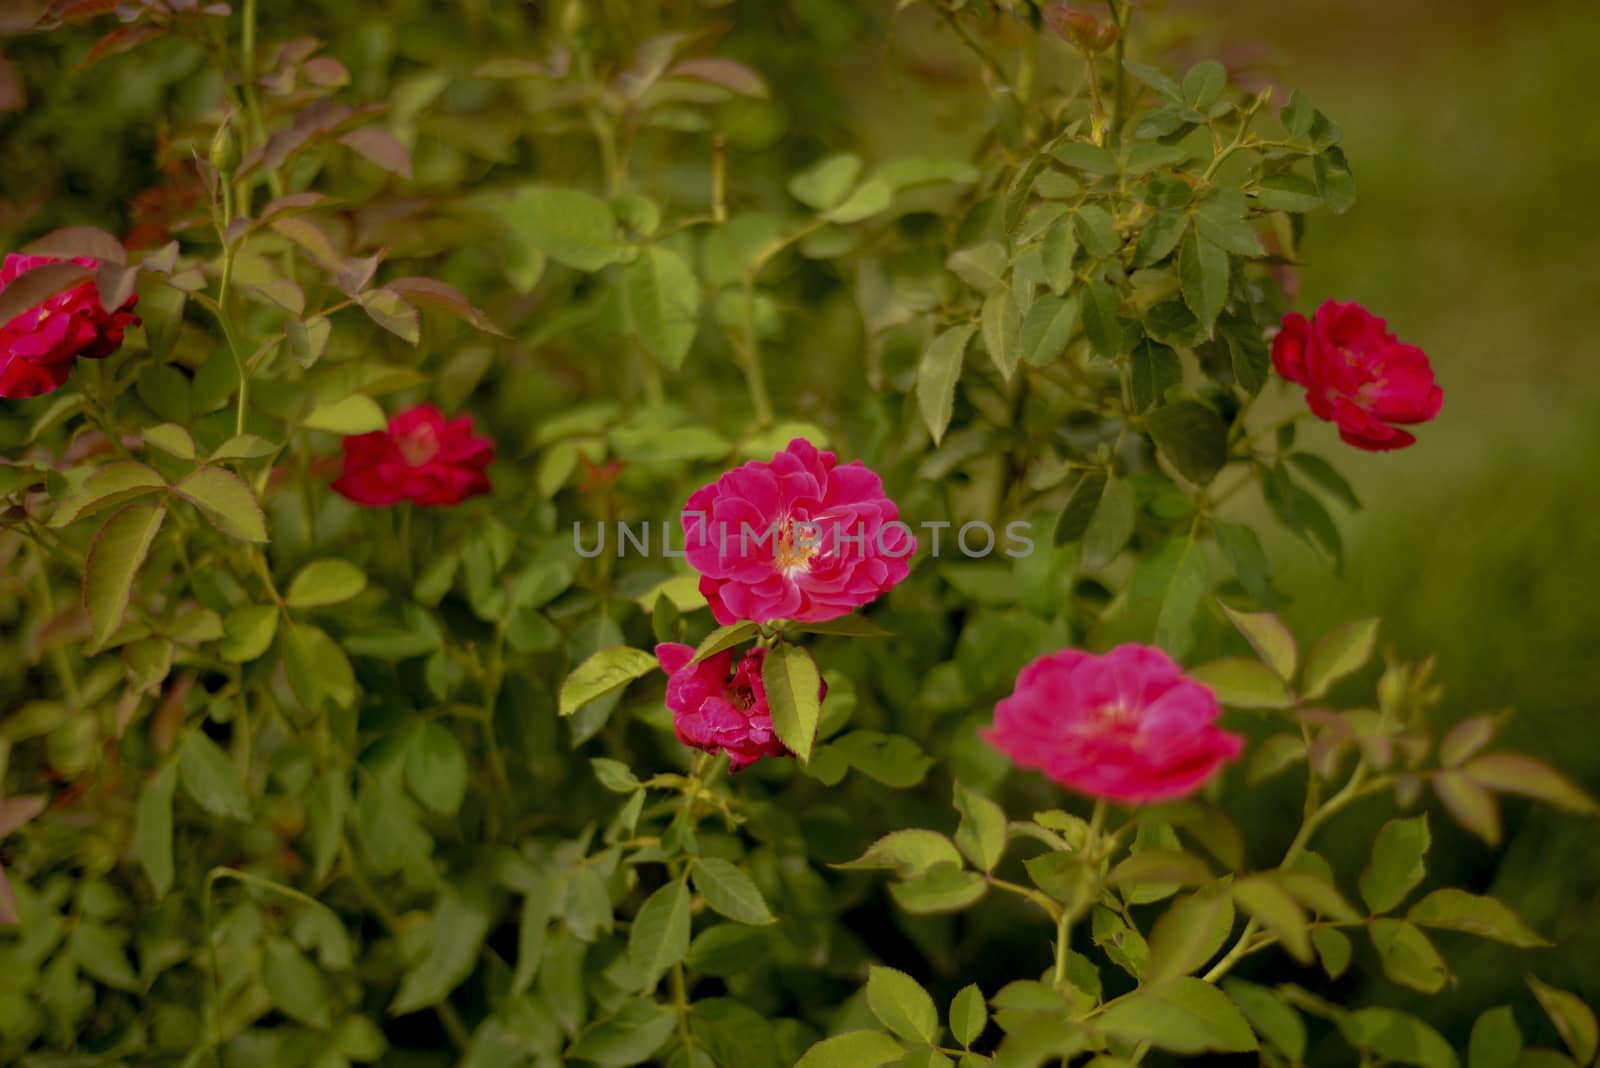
[{"x1": 0, "y1": 1, "x2": 1595, "y2": 1066}]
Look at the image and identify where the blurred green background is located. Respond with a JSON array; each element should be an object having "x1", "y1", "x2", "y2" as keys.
[
  {"x1": 1210, "y1": 0, "x2": 1600, "y2": 1040},
  {"x1": 3, "y1": 0, "x2": 1596, "y2": 1054}
]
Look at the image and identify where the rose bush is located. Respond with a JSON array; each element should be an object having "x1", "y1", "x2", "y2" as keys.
[{"x1": 0, "y1": 2, "x2": 1595, "y2": 1067}]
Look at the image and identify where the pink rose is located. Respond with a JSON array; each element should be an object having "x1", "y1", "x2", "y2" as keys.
[
  {"x1": 983, "y1": 644, "x2": 1244, "y2": 804},
  {"x1": 1272, "y1": 300, "x2": 1442, "y2": 452},
  {"x1": 331, "y1": 404, "x2": 493, "y2": 508},
  {"x1": 0, "y1": 254, "x2": 140, "y2": 399},
  {"x1": 682, "y1": 438, "x2": 915, "y2": 625},
  {"x1": 656, "y1": 643, "x2": 824, "y2": 770}
]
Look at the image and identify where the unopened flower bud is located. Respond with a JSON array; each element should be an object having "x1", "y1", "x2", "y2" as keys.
[
  {"x1": 1043, "y1": 4, "x2": 1120, "y2": 55},
  {"x1": 209, "y1": 122, "x2": 240, "y2": 176}
]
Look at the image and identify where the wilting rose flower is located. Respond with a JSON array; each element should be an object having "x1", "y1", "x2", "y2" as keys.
[
  {"x1": 0, "y1": 254, "x2": 140, "y2": 399},
  {"x1": 683, "y1": 438, "x2": 915, "y2": 625},
  {"x1": 1272, "y1": 300, "x2": 1443, "y2": 452},
  {"x1": 331, "y1": 404, "x2": 493, "y2": 507},
  {"x1": 983, "y1": 644, "x2": 1244, "y2": 804},
  {"x1": 656, "y1": 642, "x2": 824, "y2": 770}
]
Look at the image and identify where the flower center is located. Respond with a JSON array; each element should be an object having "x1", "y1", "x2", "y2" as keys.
[
  {"x1": 397, "y1": 422, "x2": 441, "y2": 466},
  {"x1": 774, "y1": 520, "x2": 819, "y2": 574}
]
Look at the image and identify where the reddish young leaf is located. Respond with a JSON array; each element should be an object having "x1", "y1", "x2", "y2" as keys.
[
  {"x1": 0, "y1": 261, "x2": 92, "y2": 325},
  {"x1": 338, "y1": 127, "x2": 413, "y2": 179},
  {"x1": 383, "y1": 276, "x2": 507, "y2": 336},
  {"x1": 22, "y1": 225, "x2": 126, "y2": 264},
  {"x1": 81, "y1": 23, "x2": 165, "y2": 67}
]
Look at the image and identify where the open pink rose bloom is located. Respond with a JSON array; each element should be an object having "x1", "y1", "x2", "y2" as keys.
[
  {"x1": 657, "y1": 643, "x2": 825, "y2": 770},
  {"x1": 682, "y1": 438, "x2": 915, "y2": 625},
  {"x1": 983, "y1": 644, "x2": 1244, "y2": 804},
  {"x1": 1272, "y1": 299, "x2": 1443, "y2": 452}
]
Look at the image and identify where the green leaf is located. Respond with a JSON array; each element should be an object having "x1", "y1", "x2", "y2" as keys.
[
  {"x1": 1223, "y1": 980, "x2": 1307, "y2": 1064},
  {"x1": 1179, "y1": 230, "x2": 1229, "y2": 332},
  {"x1": 220, "y1": 604, "x2": 279, "y2": 664},
  {"x1": 1213, "y1": 520, "x2": 1279, "y2": 608},
  {"x1": 953, "y1": 783, "x2": 1007, "y2": 873},
  {"x1": 763, "y1": 642, "x2": 822, "y2": 763},
  {"x1": 1316, "y1": 147, "x2": 1358, "y2": 214},
  {"x1": 867, "y1": 965, "x2": 940, "y2": 1044},
  {"x1": 1041, "y1": 214, "x2": 1079, "y2": 293},
  {"x1": 826, "y1": 179, "x2": 894, "y2": 223},
  {"x1": 391, "y1": 876, "x2": 493, "y2": 1014},
  {"x1": 286, "y1": 559, "x2": 368, "y2": 609},
  {"x1": 501, "y1": 186, "x2": 625, "y2": 271},
  {"x1": 1360, "y1": 814, "x2": 1430, "y2": 914},
  {"x1": 1054, "y1": 470, "x2": 1108, "y2": 547},
  {"x1": 1081, "y1": 279, "x2": 1126, "y2": 358},
  {"x1": 405, "y1": 721, "x2": 468, "y2": 815},
  {"x1": 174, "y1": 467, "x2": 268, "y2": 543},
  {"x1": 692, "y1": 857, "x2": 776, "y2": 925},
  {"x1": 1369, "y1": 919, "x2": 1449, "y2": 994},
  {"x1": 1303, "y1": 618, "x2": 1379, "y2": 699},
  {"x1": 950, "y1": 985, "x2": 987, "y2": 1049},
  {"x1": 793, "y1": 1030, "x2": 906, "y2": 1068},
  {"x1": 890, "y1": 867, "x2": 988, "y2": 914},
  {"x1": 83, "y1": 504, "x2": 166, "y2": 649},
  {"x1": 1339, "y1": 1009, "x2": 1458, "y2": 1068},
  {"x1": 1527, "y1": 977, "x2": 1598, "y2": 1066},
  {"x1": 628, "y1": 877, "x2": 692, "y2": 990},
  {"x1": 287, "y1": 315, "x2": 332, "y2": 368},
  {"x1": 1461, "y1": 754, "x2": 1600, "y2": 814},
  {"x1": 626, "y1": 246, "x2": 701, "y2": 371},
  {"x1": 1123, "y1": 59, "x2": 1182, "y2": 100},
  {"x1": 1097, "y1": 978, "x2": 1257, "y2": 1055},
  {"x1": 1021, "y1": 294, "x2": 1079, "y2": 368},
  {"x1": 1146, "y1": 399, "x2": 1227, "y2": 485},
  {"x1": 69, "y1": 923, "x2": 138, "y2": 991},
  {"x1": 1220, "y1": 316, "x2": 1271, "y2": 394},
  {"x1": 981, "y1": 291, "x2": 1023, "y2": 381},
  {"x1": 1053, "y1": 141, "x2": 1119, "y2": 176},
  {"x1": 1258, "y1": 174, "x2": 1324, "y2": 213},
  {"x1": 1130, "y1": 340, "x2": 1182, "y2": 413},
  {"x1": 283, "y1": 622, "x2": 356, "y2": 712},
  {"x1": 689, "y1": 621, "x2": 760, "y2": 664},
  {"x1": 1135, "y1": 535, "x2": 1209, "y2": 659},
  {"x1": 1406, "y1": 889, "x2": 1548, "y2": 947},
  {"x1": 1468, "y1": 1006, "x2": 1523, "y2": 1068},
  {"x1": 686, "y1": 924, "x2": 768, "y2": 978},
  {"x1": 917, "y1": 323, "x2": 975, "y2": 446},
  {"x1": 1182, "y1": 60, "x2": 1227, "y2": 109},
  {"x1": 1082, "y1": 476, "x2": 1135, "y2": 569},
  {"x1": 360, "y1": 289, "x2": 421, "y2": 344},
  {"x1": 307, "y1": 774, "x2": 348, "y2": 882},
  {"x1": 1219, "y1": 605, "x2": 1297, "y2": 680},
  {"x1": 263, "y1": 937, "x2": 332, "y2": 1029},
  {"x1": 1232, "y1": 876, "x2": 1311, "y2": 962},
  {"x1": 789, "y1": 154, "x2": 864, "y2": 211},
  {"x1": 1146, "y1": 891, "x2": 1234, "y2": 983},
  {"x1": 134, "y1": 762, "x2": 177, "y2": 897},
  {"x1": 141, "y1": 423, "x2": 195, "y2": 460},
  {"x1": 1289, "y1": 452, "x2": 1362, "y2": 510},
  {"x1": 304, "y1": 393, "x2": 387, "y2": 435},
  {"x1": 178, "y1": 731, "x2": 252, "y2": 821},
  {"x1": 835, "y1": 830, "x2": 963, "y2": 877},
  {"x1": 946, "y1": 242, "x2": 1008, "y2": 294},
  {"x1": 559, "y1": 647, "x2": 657, "y2": 716},
  {"x1": 1312, "y1": 926, "x2": 1352, "y2": 979},
  {"x1": 568, "y1": 998, "x2": 677, "y2": 1067},
  {"x1": 1190, "y1": 658, "x2": 1293, "y2": 710}
]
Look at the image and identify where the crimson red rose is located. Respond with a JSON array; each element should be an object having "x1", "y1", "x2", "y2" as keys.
[
  {"x1": 0, "y1": 254, "x2": 140, "y2": 399},
  {"x1": 331, "y1": 404, "x2": 493, "y2": 507},
  {"x1": 1272, "y1": 300, "x2": 1442, "y2": 452}
]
